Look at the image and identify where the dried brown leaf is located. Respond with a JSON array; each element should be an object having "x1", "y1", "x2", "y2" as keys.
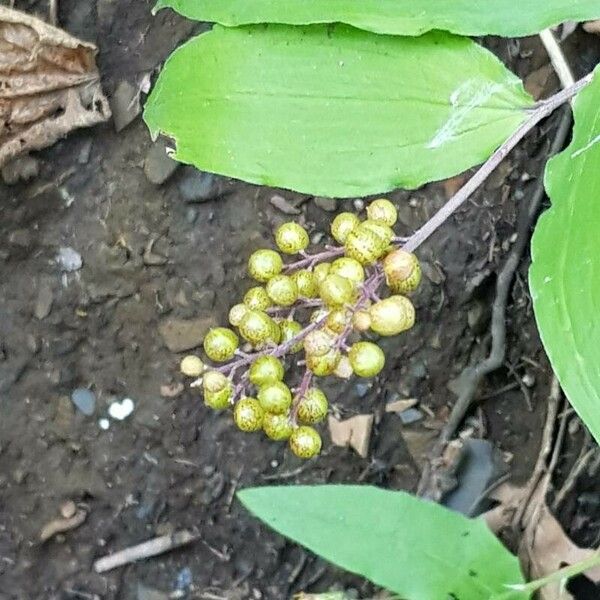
[
  {"x1": 328, "y1": 414, "x2": 373, "y2": 458},
  {"x1": 0, "y1": 7, "x2": 110, "y2": 168}
]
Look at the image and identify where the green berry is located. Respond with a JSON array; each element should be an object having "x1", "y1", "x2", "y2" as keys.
[
  {"x1": 366, "y1": 198, "x2": 397, "y2": 226},
  {"x1": 312, "y1": 262, "x2": 331, "y2": 287},
  {"x1": 204, "y1": 386, "x2": 232, "y2": 410},
  {"x1": 266, "y1": 275, "x2": 298, "y2": 307},
  {"x1": 289, "y1": 426, "x2": 322, "y2": 458},
  {"x1": 263, "y1": 412, "x2": 293, "y2": 440},
  {"x1": 202, "y1": 370, "x2": 228, "y2": 393},
  {"x1": 280, "y1": 319, "x2": 303, "y2": 352},
  {"x1": 369, "y1": 296, "x2": 415, "y2": 336},
  {"x1": 334, "y1": 355, "x2": 354, "y2": 379},
  {"x1": 348, "y1": 341, "x2": 385, "y2": 377},
  {"x1": 331, "y1": 212, "x2": 360, "y2": 244},
  {"x1": 229, "y1": 303, "x2": 249, "y2": 327},
  {"x1": 275, "y1": 222, "x2": 309, "y2": 254},
  {"x1": 203, "y1": 327, "x2": 239, "y2": 362},
  {"x1": 258, "y1": 381, "x2": 292, "y2": 414},
  {"x1": 326, "y1": 308, "x2": 350, "y2": 334},
  {"x1": 344, "y1": 228, "x2": 386, "y2": 265},
  {"x1": 384, "y1": 249, "x2": 422, "y2": 294},
  {"x1": 234, "y1": 397, "x2": 264, "y2": 432},
  {"x1": 297, "y1": 388, "x2": 328, "y2": 424},
  {"x1": 269, "y1": 320, "x2": 282, "y2": 344},
  {"x1": 303, "y1": 329, "x2": 335, "y2": 357},
  {"x1": 292, "y1": 269, "x2": 318, "y2": 298},
  {"x1": 307, "y1": 349, "x2": 340, "y2": 376},
  {"x1": 319, "y1": 273, "x2": 354, "y2": 307},
  {"x1": 244, "y1": 286, "x2": 272, "y2": 311},
  {"x1": 239, "y1": 310, "x2": 275, "y2": 346},
  {"x1": 248, "y1": 249, "x2": 283, "y2": 283},
  {"x1": 359, "y1": 220, "x2": 393, "y2": 246},
  {"x1": 352, "y1": 310, "x2": 372, "y2": 332},
  {"x1": 330, "y1": 257, "x2": 365, "y2": 288},
  {"x1": 249, "y1": 356, "x2": 285, "y2": 386}
]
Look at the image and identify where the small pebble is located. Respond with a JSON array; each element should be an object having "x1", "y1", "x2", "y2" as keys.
[
  {"x1": 354, "y1": 382, "x2": 370, "y2": 398},
  {"x1": 108, "y1": 398, "x2": 135, "y2": 420},
  {"x1": 314, "y1": 197, "x2": 337, "y2": 212},
  {"x1": 57, "y1": 247, "x2": 83, "y2": 272},
  {"x1": 399, "y1": 408, "x2": 424, "y2": 425},
  {"x1": 99, "y1": 418, "x2": 110, "y2": 430},
  {"x1": 180, "y1": 355, "x2": 205, "y2": 377},
  {"x1": 60, "y1": 500, "x2": 77, "y2": 519},
  {"x1": 522, "y1": 372, "x2": 536, "y2": 388},
  {"x1": 270, "y1": 194, "x2": 300, "y2": 215},
  {"x1": 353, "y1": 199, "x2": 365, "y2": 211},
  {"x1": 71, "y1": 388, "x2": 96, "y2": 416}
]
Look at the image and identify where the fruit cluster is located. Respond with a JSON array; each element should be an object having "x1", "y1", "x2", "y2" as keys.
[{"x1": 180, "y1": 199, "x2": 421, "y2": 459}]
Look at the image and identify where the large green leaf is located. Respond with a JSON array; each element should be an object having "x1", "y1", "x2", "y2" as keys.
[
  {"x1": 144, "y1": 25, "x2": 533, "y2": 198},
  {"x1": 530, "y1": 69, "x2": 600, "y2": 443},
  {"x1": 155, "y1": 0, "x2": 600, "y2": 38},
  {"x1": 238, "y1": 485, "x2": 527, "y2": 600}
]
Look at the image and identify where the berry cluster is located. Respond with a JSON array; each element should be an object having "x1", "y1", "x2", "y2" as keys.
[{"x1": 181, "y1": 199, "x2": 421, "y2": 459}]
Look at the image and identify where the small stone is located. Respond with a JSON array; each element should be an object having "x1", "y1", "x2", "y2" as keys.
[
  {"x1": 314, "y1": 197, "x2": 337, "y2": 212},
  {"x1": 353, "y1": 199, "x2": 365, "y2": 211},
  {"x1": 71, "y1": 388, "x2": 96, "y2": 416},
  {"x1": 144, "y1": 141, "x2": 178, "y2": 185},
  {"x1": 34, "y1": 282, "x2": 53, "y2": 320},
  {"x1": 136, "y1": 583, "x2": 168, "y2": 600},
  {"x1": 60, "y1": 500, "x2": 77, "y2": 519},
  {"x1": 522, "y1": 372, "x2": 536, "y2": 388},
  {"x1": 354, "y1": 382, "x2": 371, "y2": 398},
  {"x1": 270, "y1": 194, "x2": 301, "y2": 215},
  {"x1": 399, "y1": 408, "x2": 424, "y2": 425},
  {"x1": 160, "y1": 383, "x2": 184, "y2": 398},
  {"x1": 111, "y1": 80, "x2": 141, "y2": 132},
  {"x1": 178, "y1": 167, "x2": 221, "y2": 203},
  {"x1": 158, "y1": 316, "x2": 217, "y2": 352},
  {"x1": 98, "y1": 418, "x2": 110, "y2": 430},
  {"x1": 108, "y1": 398, "x2": 135, "y2": 420},
  {"x1": 57, "y1": 247, "x2": 83, "y2": 272},
  {"x1": 311, "y1": 232, "x2": 325, "y2": 245}
]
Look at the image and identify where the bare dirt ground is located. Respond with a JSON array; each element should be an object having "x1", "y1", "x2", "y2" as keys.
[{"x1": 1, "y1": 1, "x2": 600, "y2": 598}]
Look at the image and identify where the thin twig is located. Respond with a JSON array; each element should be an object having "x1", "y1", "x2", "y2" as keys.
[
  {"x1": 539, "y1": 29, "x2": 576, "y2": 89},
  {"x1": 552, "y1": 443, "x2": 597, "y2": 511}
]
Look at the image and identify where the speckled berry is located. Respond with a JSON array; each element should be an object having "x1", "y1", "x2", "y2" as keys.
[
  {"x1": 304, "y1": 329, "x2": 336, "y2": 357},
  {"x1": 330, "y1": 257, "x2": 365, "y2": 288},
  {"x1": 263, "y1": 412, "x2": 293, "y2": 440},
  {"x1": 203, "y1": 370, "x2": 228, "y2": 394},
  {"x1": 249, "y1": 356, "x2": 284, "y2": 387},
  {"x1": 234, "y1": 397, "x2": 264, "y2": 432},
  {"x1": 319, "y1": 273, "x2": 354, "y2": 307},
  {"x1": 307, "y1": 349, "x2": 341, "y2": 376},
  {"x1": 258, "y1": 381, "x2": 292, "y2": 414},
  {"x1": 326, "y1": 308, "x2": 350, "y2": 334},
  {"x1": 334, "y1": 355, "x2": 354, "y2": 379},
  {"x1": 280, "y1": 319, "x2": 303, "y2": 352},
  {"x1": 292, "y1": 269, "x2": 318, "y2": 298},
  {"x1": 297, "y1": 388, "x2": 328, "y2": 424},
  {"x1": 266, "y1": 275, "x2": 298, "y2": 306},
  {"x1": 384, "y1": 249, "x2": 422, "y2": 294},
  {"x1": 312, "y1": 262, "x2": 331, "y2": 287},
  {"x1": 248, "y1": 249, "x2": 283, "y2": 283},
  {"x1": 352, "y1": 310, "x2": 372, "y2": 332},
  {"x1": 244, "y1": 286, "x2": 272, "y2": 311},
  {"x1": 366, "y1": 198, "x2": 397, "y2": 226},
  {"x1": 359, "y1": 220, "x2": 393, "y2": 246},
  {"x1": 239, "y1": 310, "x2": 275, "y2": 346},
  {"x1": 203, "y1": 327, "x2": 239, "y2": 362},
  {"x1": 369, "y1": 296, "x2": 415, "y2": 336},
  {"x1": 180, "y1": 355, "x2": 205, "y2": 377},
  {"x1": 228, "y1": 303, "x2": 249, "y2": 327},
  {"x1": 204, "y1": 386, "x2": 232, "y2": 410},
  {"x1": 344, "y1": 228, "x2": 386, "y2": 265},
  {"x1": 275, "y1": 222, "x2": 309, "y2": 254},
  {"x1": 289, "y1": 426, "x2": 322, "y2": 459},
  {"x1": 348, "y1": 341, "x2": 385, "y2": 378},
  {"x1": 331, "y1": 212, "x2": 360, "y2": 244}
]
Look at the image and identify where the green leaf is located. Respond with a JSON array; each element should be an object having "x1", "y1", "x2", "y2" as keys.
[
  {"x1": 238, "y1": 485, "x2": 527, "y2": 600},
  {"x1": 154, "y1": 0, "x2": 600, "y2": 38},
  {"x1": 530, "y1": 69, "x2": 600, "y2": 444},
  {"x1": 144, "y1": 25, "x2": 532, "y2": 198}
]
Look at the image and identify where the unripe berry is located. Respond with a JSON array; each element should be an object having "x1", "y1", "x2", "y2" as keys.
[
  {"x1": 229, "y1": 303, "x2": 249, "y2": 327},
  {"x1": 384, "y1": 249, "x2": 422, "y2": 294},
  {"x1": 331, "y1": 212, "x2": 360, "y2": 244},
  {"x1": 369, "y1": 296, "x2": 415, "y2": 336},
  {"x1": 348, "y1": 341, "x2": 385, "y2": 378},
  {"x1": 266, "y1": 274, "x2": 298, "y2": 306},
  {"x1": 239, "y1": 310, "x2": 275, "y2": 346},
  {"x1": 234, "y1": 397, "x2": 264, "y2": 432},
  {"x1": 344, "y1": 228, "x2": 386, "y2": 265},
  {"x1": 352, "y1": 310, "x2": 372, "y2": 332},
  {"x1": 330, "y1": 257, "x2": 365, "y2": 288},
  {"x1": 269, "y1": 321, "x2": 282, "y2": 344},
  {"x1": 313, "y1": 262, "x2": 331, "y2": 287},
  {"x1": 203, "y1": 327, "x2": 239, "y2": 362},
  {"x1": 263, "y1": 412, "x2": 293, "y2": 440},
  {"x1": 203, "y1": 370, "x2": 229, "y2": 394},
  {"x1": 292, "y1": 269, "x2": 318, "y2": 298},
  {"x1": 366, "y1": 198, "x2": 397, "y2": 226},
  {"x1": 326, "y1": 308, "x2": 350, "y2": 334},
  {"x1": 297, "y1": 388, "x2": 328, "y2": 424},
  {"x1": 249, "y1": 356, "x2": 285, "y2": 386},
  {"x1": 307, "y1": 349, "x2": 341, "y2": 376},
  {"x1": 180, "y1": 355, "x2": 205, "y2": 377},
  {"x1": 359, "y1": 220, "x2": 393, "y2": 246},
  {"x1": 289, "y1": 426, "x2": 322, "y2": 459},
  {"x1": 204, "y1": 386, "x2": 232, "y2": 410},
  {"x1": 258, "y1": 381, "x2": 292, "y2": 414},
  {"x1": 248, "y1": 249, "x2": 283, "y2": 282},
  {"x1": 244, "y1": 286, "x2": 272, "y2": 311},
  {"x1": 319, "y1": 274, "x2": 353, "y2": 307},
  {"x1": 304, "y1": 329, "x2": 336, "y2": 357},
  {"x1": 275, "y1": 222, "x2": 309, "y2": 254},
  {"x1": 334, "y1": 355, "x2": 354, "y2": 379},
  {"x1": 280, "y1": 319, "x2": 303, "y2": 352}
]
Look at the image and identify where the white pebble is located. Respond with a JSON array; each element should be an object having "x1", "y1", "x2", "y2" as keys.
[
  {"x1": 99, "y1": 418, "x2": 110, "y2": 430},
  {"x1": 108, "y1": 398, "x2": 135, "y2": 420}
]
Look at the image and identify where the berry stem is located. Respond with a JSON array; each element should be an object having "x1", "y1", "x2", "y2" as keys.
[
  {"x1": 267, "y1": 298, "x2": 323, "y2": 314},
  {"x1": 282, "y1": 246, "x2": 345, "y2": 272},
  {"x1": 291, "y1": 369, "x2": 314, "y2": 423}
]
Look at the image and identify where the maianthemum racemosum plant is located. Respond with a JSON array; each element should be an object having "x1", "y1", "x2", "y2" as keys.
[{"x1": 180, "y1": 199, "x2": 421, "y2": 458}]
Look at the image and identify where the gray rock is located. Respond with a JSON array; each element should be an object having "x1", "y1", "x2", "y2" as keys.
[
  {"x1": 143, "y1": 141, "x2": 178, "y2": 185},
  {"x1": 34, "y1": 282, "x2": 53, "y2": 320},
  {"x1": 71, "y1": 388, "x2": 96, "y2": 416},
  {"x1": 111, "y1": 80, "x2": 140, "y2": 132},
  {"x1": 354, "y1": 382, "x2": 371, "y2": 398},
  {"x1": 136, "y1": 583, "x2": 168, "y2": 600},
  {"x1": 399, "y1": 408, "x2": 424, "y2": 425},
  {"x1": 57, "y1": 247, "x2": 83, "y2": 272},
  {"x1": 314, "y1": 197, "x2": 337, "y2": 212},
  {"x1": 270, "y1": 194, "x2": 301, "y2": 215},
  {"x1": 158, "y1": 316, "x2": 217, "y2": 352},
  {"x1": 178, "y1": 167, "x2": 221, "y2": 203},
  {"x1": 1, "y1": 154, "x2": 40, "y2": 185}
]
